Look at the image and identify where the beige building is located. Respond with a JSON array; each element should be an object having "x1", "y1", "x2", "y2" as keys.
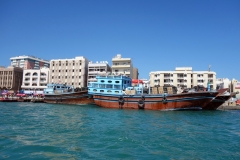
[
  {"x1": 21, "y1": 67, "x2": 50, "y2": 94},
  {"x1": 88, "y1": 61, "x2": 111, "y2": 83},
  {"x1": 111, "y1": 54, "x2": 133, "y2": 78},
  {"x1": 0, "y1": 66, "x2": 23, "y2": 92},
  {"x1": 132, "y1": 67, "x2": 139, "y2": 79},
  {"x1": 149, "y1": 67, "x2": 216, "y2": 89},
  {"x1": 230, "y1": 79, "x2": 240, "y2": 99},
  {"x1": 49, "y1": 56, "x2": 89, "y2": 88}
]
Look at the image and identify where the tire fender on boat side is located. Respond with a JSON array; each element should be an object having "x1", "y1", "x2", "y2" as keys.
[
  {"x1": 162, "y1": 95, "x2": 167, "y2": 104},
  {"x1": 118, "y1": 96, "x2": 125, "y2": 106},
  {"x1": 138, "y1": 99, "x2": 145, "y2": 109}
]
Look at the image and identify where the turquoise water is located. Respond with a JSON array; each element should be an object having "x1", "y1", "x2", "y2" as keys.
[{"x1": 0, "y1": 103, "x2": 240, "y2": 160}]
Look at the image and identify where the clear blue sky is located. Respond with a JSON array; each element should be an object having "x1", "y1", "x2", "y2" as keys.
[{"x1": 0, "y1": 0, "x2": 239, "y2": 80}]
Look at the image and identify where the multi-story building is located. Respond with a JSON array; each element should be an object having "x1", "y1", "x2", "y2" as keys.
[
  {"x1": 132, "y1": 67, "x2": 139, "y2": 79},
  {"x1": 216, "y1": 78, "x2": 230, "y2": 90},
  {"x1": 10, "y1": 55, "x2": 50, "y2": 69},
  {"x1": 230, "y1": 79, "x2": 240, "y2": 99},
  {"x1": 149, "y1": 67, "x2": 216, "y2": 90},
  {"x1": 0, "y1": 66, "x2": 23, "y2": 92},
  {"x1": 111, "y1": 54, "x2": 133, "y2": 78},
  {"x1": 88, "y1": 61, "x2": 111, "y2": 83},
  {"x1": 21, "y1": 67, "x2": 50, "y2": 94},
  {"x1": 49, "y1": 56, "x2": 89, "y2": 88}
]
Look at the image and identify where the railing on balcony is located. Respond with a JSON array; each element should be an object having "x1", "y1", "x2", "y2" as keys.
[
  {"x1": 111, "y1": 64, "x2": 131, "y2": 68},
  {"x1": 164, "y1": 76, "x2": 171, "y2": 79},
  {"x1": 177, "y1": 76, "x2": 184, "y2": 79}
]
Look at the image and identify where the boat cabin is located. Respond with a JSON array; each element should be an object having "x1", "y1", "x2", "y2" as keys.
[
  {"x1": 88, "y1": 75, "x2": 138, "y2": 95},
  {"x1": 44, "y1": 83, "x2": 74, "y2": 94}
]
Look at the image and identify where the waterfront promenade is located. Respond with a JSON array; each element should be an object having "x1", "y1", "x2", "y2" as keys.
[{"x1": 0, "y1": 96, "x2": 44, "y2": 103}]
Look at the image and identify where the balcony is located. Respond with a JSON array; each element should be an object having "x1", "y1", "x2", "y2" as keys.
[
  {"x1": 40, "y1": 81, "x2": 48, "y2": 84},
  {"x1": 177, "y1": 77, "x2": 184, "y2": 79},
  {"x1": 111, "y1": 64, "x2": 131, "y2": 68},
  {"x1": 124, "y1": 71, "x2": 131, "y2": 75},
  {"x1": 197, "y1": 77, "x2": 204, "y2": 80},
  {"x1": 164, "y1": 76, "x2": 171, "y2": 79},
  {"x1": 177, "y1": 82, "x2": 185, "y2": 84}
]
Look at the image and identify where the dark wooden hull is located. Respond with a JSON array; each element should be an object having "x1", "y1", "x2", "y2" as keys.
[
  {"x1": 0, "y1": 99, "x2": 18, "y2": 102},
  {"x1": 93, "y1": 92, "x2": 218, "y2": 110},
  {"x1": 44, "y1": 91, "x2": 94, "y2": 105},
  {"x1": 203, "y1": 93, "x2": 235, "y2": 110}
]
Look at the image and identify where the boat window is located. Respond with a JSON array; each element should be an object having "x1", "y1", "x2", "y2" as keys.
[
  {"x1": 108, "y1": 80, "x2": 112, "y2": 83},
  {"x1": 115, "y1": 91, "x2": 119, "y2": 93},
  {"x1": 100, "y1": 90, "x2": 104, "y2": 92},
  {"x1": 99, "y1": 84, "x2": 105, "y2": 88},
  {"x1": 93, "y1": 89, "x2": 97, "y2": 92},
  {"x1": 107, "y1": 90, "x2": 112, "y2": 93},
  {"x1": 101, "y1": 80, "x2": 105, "y2": 83},
  {"x1": 114, "y1": 85, "x2": 121, "y2": 89},
  {"x1": 57, "y1": 86, "x2": 60, "y2": 88},
  {"x1": 124, "y1": 80, "x2": 126, "y2": 84},
  {"x1": 115, "y1": 81, "x2": 120, "y2": 83},
  {"x1": 106, "y1": 84, "x2": 113, "y2": 88},
  {"x1": 93, "y1": 84, "x2": 98, "y2": 88}
]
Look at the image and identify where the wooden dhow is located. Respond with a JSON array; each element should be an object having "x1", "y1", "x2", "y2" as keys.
[
  {"x1": 88, "y1": 75, "x2": 219, "y2": 110},
  {"x1": 43, "y1": 83, "x2": 94, "y2": 105}
]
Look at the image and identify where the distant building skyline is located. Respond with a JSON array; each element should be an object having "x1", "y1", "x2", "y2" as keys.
[
  {"x1": 10, "y1": 55, "x2": 50, "y2": 69},
  {"x1": 49, "y1": 56, "x2": 89, "y2": 88},
  {"x1": 149, "y1": 67, "x2": 216, "y2": 89}
]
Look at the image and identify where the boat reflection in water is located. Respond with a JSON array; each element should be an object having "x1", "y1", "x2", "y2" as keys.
[
  {"x1": 43, "y1": 83, "x2": 94, "y2": 105},
  {"x1": 88, "y1": 75, "x2": 220, "y2": 110}
]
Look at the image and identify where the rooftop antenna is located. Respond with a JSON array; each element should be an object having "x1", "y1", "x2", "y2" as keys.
[{"x1": 208, "y1": 65, "x2": 211, "y2": 72}]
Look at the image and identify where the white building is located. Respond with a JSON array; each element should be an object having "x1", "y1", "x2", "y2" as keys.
[
  {"x1": 141, "y1": 79, "x2": 150, "y2": 88},
  {"x1": 21, "y1": 67, "x2": 50, "y2": 94},
  {"x1": 111, "y1": 54, "x2": 133, "y2": 78},
  {"x1": 216, "y1": 78, "x2": 230, "y2": 90},
  {"x1": 49, "y1": 56, "x2": 89, "y2": 88},
  {"x1": 88, "y1": 61, "x2": 111, "y2": 83},
  {"x1": 149, "y1": 67, "x2": 216, "y2": 90}
]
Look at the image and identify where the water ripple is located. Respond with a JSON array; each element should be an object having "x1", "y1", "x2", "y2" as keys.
[{"x1": 0, "y1": 102, "x2": 240, "y2": 159}]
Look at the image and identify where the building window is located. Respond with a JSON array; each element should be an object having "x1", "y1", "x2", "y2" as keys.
[
  {"x1": 72, "y1": 76, "x2": 74, "y2": 78},
  {"x1": 52, "y1": 76, "x2": 54, "y2": 79},
  {"x1": 79, "y1": 83, "x2": 81, "y2": 85},
  {"x1": 79, "y1": 69, "x2": 81, "y2": 72},
  {"x1": 66, "y1": 70, "x2": 67, "y2": 72},
  {"x1": 59, "y1": 70, "x2": 60, "y2": 72},
  {"x1": 65, "y1": 76, "x2": 67, "y2": 79},
  {"x1": 73, "y1": 70, "x2": 74, "y2": 72},
  {"x1": 79, "y1": 76, "x2": 81, "y2": 78},
  {"x1": 58, "y1": 76, "x2": 60, "y2": 79}
]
